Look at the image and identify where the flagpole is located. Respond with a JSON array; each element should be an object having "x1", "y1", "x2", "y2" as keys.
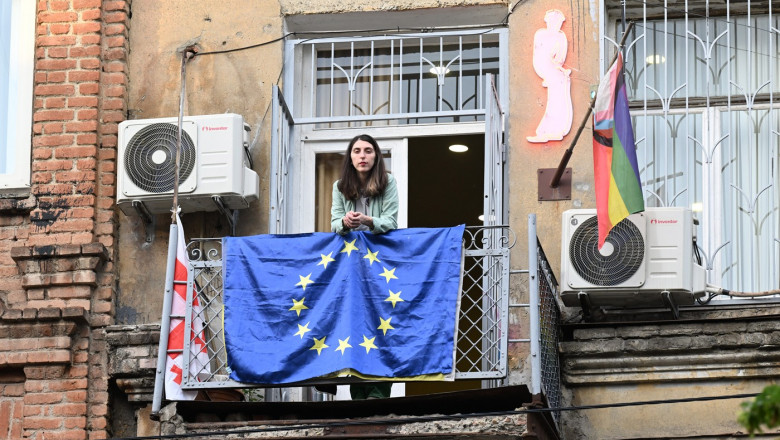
[
  {"x1": 549, "y1": 21, "x2": 635, "y2": 189},
  {"x1": 152, "y1": 46, "x2": 197, "y2": 418}
]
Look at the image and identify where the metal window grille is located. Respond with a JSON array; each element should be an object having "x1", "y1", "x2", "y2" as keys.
[
  {"x1": 608, "y1": 1, "x2": 780, "y2": 294},
  {"x1": 288, "y1": 29, "x2": 504, "y2": 127},
  {"x1": 180, "y1": 226, "x2": 512, "y2": 390}
]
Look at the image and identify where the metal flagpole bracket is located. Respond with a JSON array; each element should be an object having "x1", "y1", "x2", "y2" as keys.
[
  {"x1": 132, "y1": 200, "x2": 155, "y2": 243},
  {"x1": 537, "y1": 168, "x2": 571, "y2": 201}
]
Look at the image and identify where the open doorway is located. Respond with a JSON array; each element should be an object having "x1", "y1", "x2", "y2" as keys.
[
  {"x1": 406, "y1": 133, "x2": 485, "y2": 396},
  {"x1": 407, "y1": 134, "x2": 484, "y2": 228}
]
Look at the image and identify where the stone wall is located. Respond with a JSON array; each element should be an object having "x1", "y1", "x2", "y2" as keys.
[
  {"x1": 0, "y1": 1, "x2": 129, "y2": 438},
  {"x1": 559, "y1": 306, "x2": 780, "y2": 439}
]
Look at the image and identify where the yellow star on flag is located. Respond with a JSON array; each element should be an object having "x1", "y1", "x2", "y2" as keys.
[
  {"x1": 317, "y1": 252, "x2": 336, "y2": 269},
  {"x1": 296, "y1": 273, "x2": 314, "y2": 291},
  {"x1": 379, "y1": 266, "x2": 398, "y2": 283},
  {"x1": 359, "y1": 335, "x2": 378, "y2": 353},
  {"x1": 363, "y1": 248, "x2": 381, "y2": 265},
  {"x1": 385, "y1": 290, "x2": 404, "y2": 308},
  {"x1": 335, "y1": 337, "x2": 352, "y2": 355},
  {"x1": 289, "y1": 297, "x2": 309, "y2": 316},
  {"x1": 377, "y1": 317, "x2": 394, "y2": 335},
  {"x1": 310, "y1": 336, "x2": 329, "y2": 355},
  {"x1": 294, "y1": 322, "x2": 311, "y2": 339},
  {"x1": 341, "y1": 239, "x2": 359, "y2": 256}
]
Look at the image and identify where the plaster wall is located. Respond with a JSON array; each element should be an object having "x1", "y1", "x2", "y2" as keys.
[{"x1": 119, "y1": 0, "x2": 283, "y2": 324}]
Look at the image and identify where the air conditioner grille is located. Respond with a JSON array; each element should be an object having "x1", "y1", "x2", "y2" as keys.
[
  {"x1": 569, "y1": 216, "x2": 645, "y2": 286},
  {"x1": 124, "y1": 123, "x2": 196, "y2": 193}
]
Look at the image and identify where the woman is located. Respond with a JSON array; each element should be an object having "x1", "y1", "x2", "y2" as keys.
[
  {"x1": 329, "y1": 134, "x2": 397, "y2": 400},
  {"x1": 331, "y1": 134, "x2": 398, "y2": 235}
]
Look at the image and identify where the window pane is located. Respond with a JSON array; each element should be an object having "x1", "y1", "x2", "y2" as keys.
[{"x1": 0, "y1": 1, "x2": 12, "y2": 174}]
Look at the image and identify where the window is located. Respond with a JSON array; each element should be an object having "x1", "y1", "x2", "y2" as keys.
[
  {"x1": 612, "y1": 8, "x2": 780, "y2": 293},
  {"x1": 0, "y1": 0, "x2": 35, "y2": 191}
]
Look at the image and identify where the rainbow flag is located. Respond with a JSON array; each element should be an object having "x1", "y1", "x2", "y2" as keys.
[{"x1": 592, "y1": 52, "x2": 644, "y2": 248}]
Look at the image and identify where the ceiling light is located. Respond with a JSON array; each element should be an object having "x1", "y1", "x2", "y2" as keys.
[
  {"x1": 646, "y1": 54, "x2": 666, "y2": 65},
  {"x1": 448, "y1": 144, "x2": 468, "y2": 153},
  {"x1": 429, "y1": 66, "x2": 450, "y2": 76},
  {"x1": 478, "y1": 214, "x2": 485, "y2": 222}
]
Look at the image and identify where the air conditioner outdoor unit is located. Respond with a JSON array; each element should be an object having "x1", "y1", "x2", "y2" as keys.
[
  {"x1": 117, "y1": 113, "x2": 259, "y2": 216},
  {"x1": 559, "y1": 207, "x2": 706, "y2": 309}
]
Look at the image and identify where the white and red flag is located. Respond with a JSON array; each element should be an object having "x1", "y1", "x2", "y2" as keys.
[{"x1": 165, "y1": 215, "x2": 211, "y2": 400}]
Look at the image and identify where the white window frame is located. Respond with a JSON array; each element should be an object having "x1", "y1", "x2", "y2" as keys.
[{"x1": 0, "y1": 0, "x2": 35, "y2": 192}]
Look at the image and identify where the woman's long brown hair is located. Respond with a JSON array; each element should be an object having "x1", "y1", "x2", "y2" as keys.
[{"x1": 337, "y1": 134, "x2": 388, "y2": 200}]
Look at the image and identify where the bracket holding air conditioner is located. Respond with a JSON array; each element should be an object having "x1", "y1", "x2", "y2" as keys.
[
  {"x1": 577, "y1": 292, "x2": 592, "y2": 321},
  {"x1": 132, "y1": 200, "x2": 155, "y2": 243},
  {"x1": 212, "y1": 196, "x2": 238, "y2": 236},
  {"x1": 661, "y1": 291, "x2": 679, "y2": 320}
]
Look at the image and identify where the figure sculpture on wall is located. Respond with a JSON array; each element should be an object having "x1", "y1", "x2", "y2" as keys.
[{"x1": 527, "y1": 9, "x2": 573, "y2": 143}]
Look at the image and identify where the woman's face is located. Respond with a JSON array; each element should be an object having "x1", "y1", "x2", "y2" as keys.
[{"x1": 351, "y1": 139, "x2": 376, "y2": 178}]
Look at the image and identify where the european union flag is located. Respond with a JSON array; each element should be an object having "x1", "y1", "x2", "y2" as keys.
[{"x1": 222, "y1": 226, "x2": 465, "y2": 384}]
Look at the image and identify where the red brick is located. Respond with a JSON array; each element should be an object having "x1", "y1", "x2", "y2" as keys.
[
  {"x1": 47, "y1": 71, "x2": 66, "y2": 82},
  {"x1": 97, "y1": 149, "x2": 116, "y2": 160},
  {"x1": 56, "y1": 171, "x2": 96, "y2": 182},
  {"x1": 101, "y1": 110, "x2": 123, "y2": 123},
  {"x1": 39, "y1": 12, "x2": 78, "y2": 23},
  {"x1": 100, "y1": 136, "x2": 117, "y2": 148},
  {"x1": 52, "y1": 403, "x2": 87, "y2": 417},
  {"x1": 104, "y1": 24, "x2": 125, "y2": 36},
  {"x1": 42, "y1": 122, "x2": 63, "y2": 133},
  {"x1": 99, "y1": 124, "x2": 118, "y2": 135},
  {"x1": 80, "y1": 9, "x2": 101, "y2": 21},
  {"x1": 33, "y1": 159, "x2": 72, "y2": 171},
  {"x1": 22, "y1": 417, "x2": 62, "y2": 430},
  {"x1": 103, "y1": 86, "x2": 124, "y2": 97},
  {"x1": 34, "y1": 110, "x2": 74, "y2": 122},
  {"x1": 73, "y1": 22, "x2": 101, "y2": 34},
  {"x1": 23, "y1": 405, "x2": 43, "y2": 417},
  {"x1": 106, "y1": 36, "x2": 125, "y2": 48},
  {"x1": 44, "y1": 430, "x2": 87, "y2": 440},
  {"x1": 73, "y1": 0, "x2": 101, "y2": 9},
  {"x1": 44, "y1": 97, "x2": 66, "y2": 108},
  {"x1": 36, "y1": 24, "x2": 47, "y2": 36},
  {"x1": 102, "y1": 73, "x2": 125, "y2": 85},
  {"x1": 32, "y1": 172, "x2": 53, "y2": 184},
  {"x1": 102, "y1": 61, "x2": 125, "y2": 73},
  {"x1": 79, "y1": 58, "x2": 100, "y2": 70},
  {"x1": 35, "y1": 72, "x2": 47, "y2": 83},
  {"x1": 49, "y1": 23, "x2": 71, "y2": 35},
  {"x1": 64, "y1": 416, "x2": 87, "y2": 429},
  {"x1": 77, "y1": 134, "x2": 97, "y2": 145},
  {"x1": 68, "y1": 97, "x2": 99, "y2": 107},
  {"x1": 33, "y1": 134, "x2": 74, "y2": 147},
  {"x1": 76, "y1": 158, "x2": 96, "y2": 170},
  {"x1": 80, "y1": 35, "x2": 100, "y2": 45},
  {"x1": 69, "y1": 71, "x2": 100, "y2": 82},
  {"x1": 55, "y1": 146, "x2": 96, "y2": 159},
  {"x1": 50, "y1": 0, "x2": 70, "y2": 11},
  {"x1": 24, "y1": 392, "x2": 64, "y2": 405},
  {"x1": 65, "y1": 121, "x2": 98, "y2": 132},
  {"x1": 77, "y1": 109, "x2": 98, "y2": 120},
  {"x1": 102, "y1": 98, "x2": 123, "y2": 110},
  {"x1": 78, "y1": 83, "x2": 99, "y2": 95},
  {"x1": 37, "y1": 59, "x2": 78, "y2": 70},
  {"x1": 32, "y1": 184, "x2": 72, "y2": 195},
  {"x1": 37, "y1": 35, "x2": 77, "y2": 46},
  {"x1": 35, "y1": 84, "x2": 75, "y2": 96},
  {"x1": 47, "y1": 46, "x2": 68, "y2": 58},
  {"x1": 103, "y1": 48, "x2": 125, "y2": 60},
  {"x1": 51, "y1": 219, "x2": 95, "y2": 233},
  {"x1": 104, "y1": 1, "x2": 128, "y2": 11},
  {"x1": 104, "y1": 11, "x2": 127, "y2": 23}
]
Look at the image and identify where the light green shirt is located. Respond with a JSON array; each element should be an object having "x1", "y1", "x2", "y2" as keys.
[{"x1": 331, "y1": 173, "x2": 399, "y2": 235}]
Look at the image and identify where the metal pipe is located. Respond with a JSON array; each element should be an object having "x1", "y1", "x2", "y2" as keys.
[
  {"x1": 151, "y1": 222, "x2": 179, "y2": 417},
  {"x1": 550, "y1": 21, "x2": 635, "y2": 188},
  {"x1": 528, "y1": 214, "x2": 541, "y2": 395}
]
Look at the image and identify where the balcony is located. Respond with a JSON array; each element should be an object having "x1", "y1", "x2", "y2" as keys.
[{"x1": 151, "y1": 218, "x2": 562, "y2": 435}]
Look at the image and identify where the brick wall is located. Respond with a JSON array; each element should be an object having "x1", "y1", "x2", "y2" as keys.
[{"x1": 0, "y1": 1, "x2": 129, "y2": 438}]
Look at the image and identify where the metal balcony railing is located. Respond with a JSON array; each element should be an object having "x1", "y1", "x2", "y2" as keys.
[{"x1": 177, "y1": 226, "x2": 514, "y2": 390}]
